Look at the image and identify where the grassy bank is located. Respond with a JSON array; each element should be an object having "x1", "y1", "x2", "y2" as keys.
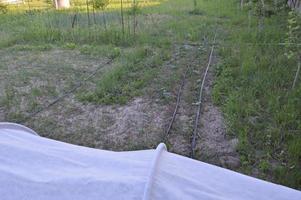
[{"x1": 211, "y1": 1, "x2": 301, "y2": 189}]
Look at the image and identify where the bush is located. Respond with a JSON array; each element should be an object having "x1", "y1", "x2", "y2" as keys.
[{"x1": 0, "y1": 3, "x2": 8, "y2": 14}]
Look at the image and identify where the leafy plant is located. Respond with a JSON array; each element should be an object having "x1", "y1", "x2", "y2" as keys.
[
  {"x1": 127, "y1": 0, "x2": 141, "y2": 15},
  {"x1": 94, "y1": 0, "x2": 110, "y2": 9},
  {"x1": 0, "y1": 2, "x2": 8, "y2": 14},
  {"x1": 284, "y1": 10, "x2": 300, "y2": 89},
  {"x1": 93, "y1": 0, "x2": 110, "y2": 29},
  {"x1": 189, "y1": 0, "x2": 203, "y2": 15},
  {"x1": 284, "y1": 11, "x2": 300, "y2": 60}
]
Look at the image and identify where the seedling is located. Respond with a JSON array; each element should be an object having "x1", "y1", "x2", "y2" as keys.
[{"x1": 93, "y1": 0, "x2": 110, "y2": 29}]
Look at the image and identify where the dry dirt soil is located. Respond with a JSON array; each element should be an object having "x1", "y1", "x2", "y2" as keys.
[{"x1": 0, "y1": 43, "x2": 240, "y2": 169}]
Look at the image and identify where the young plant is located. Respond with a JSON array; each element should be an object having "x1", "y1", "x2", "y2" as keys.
[
  {"x1": 93, "y1": 0, "x2": 110, "y2": 29},
  {"x1": 193, "y1": 0, "x2": 197, "y2": 10},
  {"x1": 285, "y1": 11, "x2": 300, "y2": 60},
  {"x1": 284, "y1": 11, "x2": 301, "y2": 89},
  {"x1": 190, "y1": 0, "x2": 202, "y2": 15}
]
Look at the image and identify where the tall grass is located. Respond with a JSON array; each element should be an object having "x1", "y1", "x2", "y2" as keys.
[
  {"x1": 1, "y1": 0, "x2": 300, "y2": 189},
  {"x1": 212, "y1": 1, "x2": 301, "y2": 189}
]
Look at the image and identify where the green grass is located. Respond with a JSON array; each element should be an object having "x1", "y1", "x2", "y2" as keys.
[
  {"x1": 1, "y1": 0, "x2": 300, "y2": 190},
  {"x1": 78, "y1": 46, "x2": 170, "y2": 104},
  {"x1": 4, "y1": 0, "x2": 161, "y2": 12},
  {"x1": 211, "y1": 1, "x2": 301, "y2": 189},
  {"x1": 0, "y1": 0, "x2": 212, "y2": 106}
]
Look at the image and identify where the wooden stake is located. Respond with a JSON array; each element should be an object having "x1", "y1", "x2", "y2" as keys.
[
  {"x1": 86, "y1": 0, "x2": 91, "y2": 26},
  {"x1": 121, "y1": 0, "x2": 125, "y2": 35},
  {"x1": 292, "y1": 57, "x2": 301, "y2": 89}
]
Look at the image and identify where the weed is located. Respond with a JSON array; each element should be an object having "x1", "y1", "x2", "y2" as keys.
[
  {"x1": 1, "y1": 0, "x2": 300, "y2": 189},
  {"x1": 212, "y1": 0, "x2": 301, "y2": 189},
  {"x1": 63, "y1": 42, "x2": 77, "y2": 49},
  {"x1": 78, "y1": 46, "x2": 165, "y2": 104},
  {"x1": 79, "y1": 44, "x2": 121, "y2": 58}
]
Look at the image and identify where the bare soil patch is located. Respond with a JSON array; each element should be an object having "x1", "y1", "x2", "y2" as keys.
[
  {"x1": 29, "y1": 96, "x2": 166, "y2": 151},
  {"x1": 195, "y1": 54, "x2": 240, "y2": 169}
]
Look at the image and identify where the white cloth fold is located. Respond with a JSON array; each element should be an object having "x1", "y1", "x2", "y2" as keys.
[{"x1": 0, "y1": 122, "x2": 300, "y2": 200}]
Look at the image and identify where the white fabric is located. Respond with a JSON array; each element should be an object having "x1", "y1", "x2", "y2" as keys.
[{"x1": 0, "y1": 123, "x2": 300, "y2": 200}]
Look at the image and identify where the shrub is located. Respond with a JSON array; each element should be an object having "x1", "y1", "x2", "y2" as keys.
[{"x1": 0, "y1": 3, "x2": 8, "y2": 14}]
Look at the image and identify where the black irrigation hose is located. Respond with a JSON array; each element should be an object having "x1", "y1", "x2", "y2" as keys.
[
  {"x1": 164, "y1": 64, "x2": 190, "y2": 139},
  {"x1": 180, "y1": 42, "x2": 301, "y2": 47},
  {"x1": 162, "y1": 35, "x2": 217, "y2": 158},
  {"x1": 191, "y1": 33, "x2": 217, "y2": 159},
  {"x1": 18, "y1": 58, "x2": 114, "y2": 124},
  {"x1": 162, "y1": 44, "x2": 190, "y2": 141}
]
